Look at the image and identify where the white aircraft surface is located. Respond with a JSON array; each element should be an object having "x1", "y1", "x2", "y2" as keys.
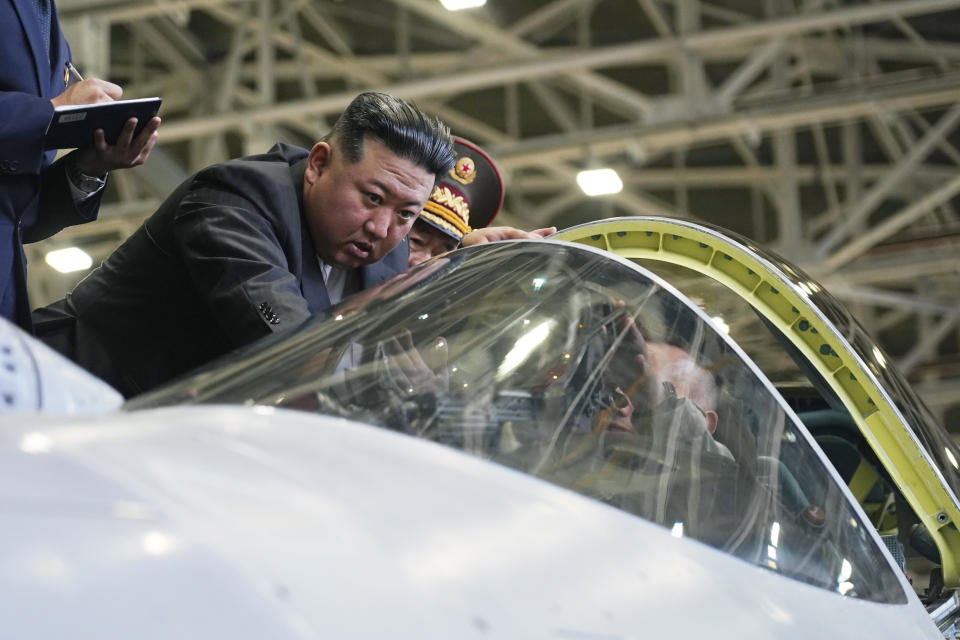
[{"x1": 3, "y1": 217, "x2": 958, "y2": 638}]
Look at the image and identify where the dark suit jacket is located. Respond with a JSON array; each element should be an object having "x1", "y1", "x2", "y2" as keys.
[
  {"x1": 0, "y1": 0, "x2": 103, "y2": 330},
  {"x1": 33, "y1": 143, "x2": 409, "y2": 397}
]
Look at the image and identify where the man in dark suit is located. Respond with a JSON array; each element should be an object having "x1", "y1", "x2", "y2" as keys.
[
  {"x1": 0, "y1": 0, "x2": 161, "y2": 331},
  {"x1": 34, "y1": 91, "x2": 454, "y2": 397}
]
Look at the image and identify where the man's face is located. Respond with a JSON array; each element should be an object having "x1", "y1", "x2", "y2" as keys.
[
  {"x1": 303, "y1": 136, "x2": 435, "y2": 269},
  {"x1": 605, "y1": 311, "x2": 661, "y2": 414},
  {"x1": 408, "y1": 218, "x2": 459, "y2": 267}
]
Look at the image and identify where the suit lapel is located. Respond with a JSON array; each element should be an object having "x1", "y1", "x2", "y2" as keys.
[
  {"x1": 300, "y1": 227, "x2": 331, "y2": 312},
  {"x1": 291, "y1": 158, "x2": 331, "y2": 312},
  {"x1": 11, "y1": 0, "x2": 46, "y2": 94},
  {"x1": 359, "y1": 239, "x2": 408, "y2": 289},
  {"x1": 359, "y1": 261, "x2": 391, "y2": 290}
]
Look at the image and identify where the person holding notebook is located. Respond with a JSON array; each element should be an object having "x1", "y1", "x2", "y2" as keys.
[{"x1": 0, "y1": 0, "x2": 161, "y2": 331}]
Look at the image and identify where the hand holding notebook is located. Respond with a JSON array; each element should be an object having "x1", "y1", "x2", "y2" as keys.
[{"x1": 44, "y1": 96, "x2": 163, "y2": 150}]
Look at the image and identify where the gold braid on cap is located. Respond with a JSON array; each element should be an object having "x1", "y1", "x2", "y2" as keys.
[{"x1": 422, "y1": 185, "x2": 471, "y2": 235}]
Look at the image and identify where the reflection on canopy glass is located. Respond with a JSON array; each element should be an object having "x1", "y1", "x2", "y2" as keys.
[{"x1": 135, "y1": 242, "x2": 906, "y2": 604}]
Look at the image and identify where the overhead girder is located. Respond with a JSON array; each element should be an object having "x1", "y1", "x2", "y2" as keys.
[
  {"x1": 69, "y1": 0, "x2": 960, "y2": 143},
  {"x1": 35, "y1": 0, "x2": 960, "y2": 427}
]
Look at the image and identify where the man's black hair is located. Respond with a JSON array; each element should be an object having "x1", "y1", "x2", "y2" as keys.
[{"x1": 325, "y1": 92, "x2": 455, "y2": 181}]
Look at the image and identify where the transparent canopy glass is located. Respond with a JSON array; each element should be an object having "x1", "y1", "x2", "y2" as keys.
[{"x1": 133, "y1": 241, "x2": 907, "y2": 604}]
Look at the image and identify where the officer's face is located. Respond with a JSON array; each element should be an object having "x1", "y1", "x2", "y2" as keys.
[
  {"x1": 303, "y1": 136, "x2": 435, "y2": 269},
  {"x1": 408, "y1": 218, "x2": 459, "y2": 267}
]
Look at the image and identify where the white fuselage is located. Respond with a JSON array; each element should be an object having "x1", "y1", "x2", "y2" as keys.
[{"x1": 0, "y1": 406, "x2": 940, "y2": 639}]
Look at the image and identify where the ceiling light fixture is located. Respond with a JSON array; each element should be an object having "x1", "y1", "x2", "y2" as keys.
[
  {"x1": 576, "y1": 168, "x2": 623, "y2": 196},
  {"x1": 439, "y1": 0, "x2": 486, "y2": 9},
  {"x1": 45, "y1": 247, "x2": 92, "y2": 273}
]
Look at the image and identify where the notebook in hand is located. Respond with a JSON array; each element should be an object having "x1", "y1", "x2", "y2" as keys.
[{"x1": 43, "y1": 97, "x2": 162, "y2": 150}]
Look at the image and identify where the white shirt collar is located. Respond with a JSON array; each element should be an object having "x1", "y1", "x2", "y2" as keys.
[{"x1": 317, "y1": 257, "x2": 355, "y2": 305}]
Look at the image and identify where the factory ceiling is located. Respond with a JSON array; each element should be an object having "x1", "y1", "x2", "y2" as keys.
[{"x1": 34, "y1": 0, "x2": 960, "y2": 428}]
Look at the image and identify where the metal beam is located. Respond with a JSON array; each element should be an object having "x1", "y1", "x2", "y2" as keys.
[
  {"x1": 150, "y1": 1, "x2": 960, "y2": 143},
  {"x1": 389, "y1": 0, "x2": 655, "y2": 117},
  {"x1": 899, "y1": 314, "x2": 960, "y2": 374},
  {"x1": 824, "y1": 284, "x2": 960, "y2": 316},
  {"x1": 492, "y1": 74, "x2": 960, "y2": 169},
  {"x1": 815, "y1": 172, "x2": 960, "y2": 274},
  {"x1": 814, "y1": 103, "x2": 960, "y2": 260}
]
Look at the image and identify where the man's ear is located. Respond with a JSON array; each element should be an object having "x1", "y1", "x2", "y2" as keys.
[
  {"x1": 305, "y1": 141, "x2": 332, "y2": 184},
  {"x1": 705, "y1": 410, "x2": 718, "y2": 435}
]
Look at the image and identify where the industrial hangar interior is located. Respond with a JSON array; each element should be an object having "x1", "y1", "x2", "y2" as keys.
[{"x1": 33, "y1": 0, "x2": 960, "y2": 431}]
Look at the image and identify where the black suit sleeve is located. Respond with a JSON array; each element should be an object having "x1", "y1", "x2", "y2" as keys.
[{"x1": 172, "y1": 170, "x2": 312, "y2": 347}]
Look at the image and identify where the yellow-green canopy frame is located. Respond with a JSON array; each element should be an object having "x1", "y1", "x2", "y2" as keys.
[{"x1": 554, "y1": 217, "x2": 960, "y2": 586}]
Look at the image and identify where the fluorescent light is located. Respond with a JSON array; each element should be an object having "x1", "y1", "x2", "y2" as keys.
[
  {"x1": 711, "y1": 315, "x2": 730, "y2": 334},
  {"x1": 576, "y1": 168, "x2": 623, "y2": 196},
  {"x1": 497, "y1": 320, "x2": 553, "y2": 380},
  {"x1": 439, "y1": 0, "x2": 486, "y2": 9},
  {"x1": 45, "y1": 247, "x2": 92, "y2": 273}
]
